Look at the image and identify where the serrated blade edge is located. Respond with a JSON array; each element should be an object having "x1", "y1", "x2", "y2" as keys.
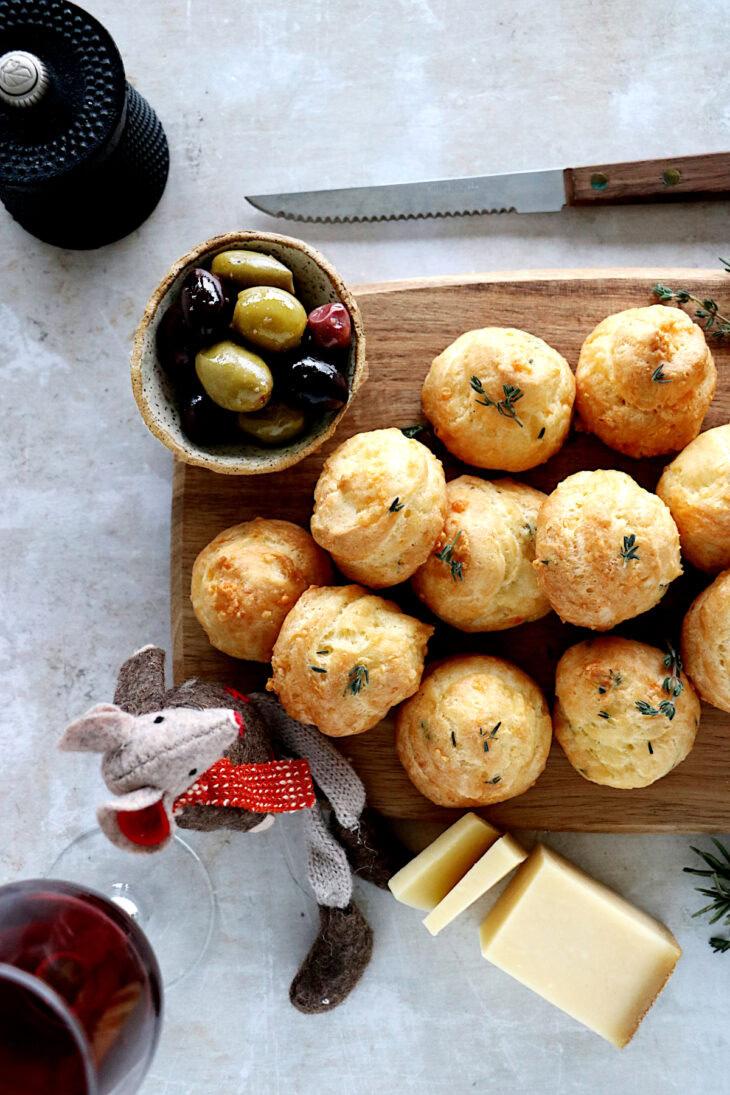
[{"x1": 246, "y1": 169, "x2": 565, "y2": 223}]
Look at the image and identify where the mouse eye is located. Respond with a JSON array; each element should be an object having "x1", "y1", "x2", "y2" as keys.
[
  {"x1": 188, "y1": 768, "x2": 198, "y2": 777},
  {"x1": 153, "y1": 716, "x2": 164, "y2": 724}
]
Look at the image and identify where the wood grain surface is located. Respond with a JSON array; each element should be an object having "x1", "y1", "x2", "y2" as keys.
[
  {"x1": 171, "y1": 269, "x2": 730, "y2": 832},
  {"x1": 565, "y1": 152, "x2": 730, "y2": 204}
]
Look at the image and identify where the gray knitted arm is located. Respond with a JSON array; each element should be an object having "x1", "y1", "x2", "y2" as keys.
[{"x1": 248, "y1": 693, "x2": 366, "y2": 829}]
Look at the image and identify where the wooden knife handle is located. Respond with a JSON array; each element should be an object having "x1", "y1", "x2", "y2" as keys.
[{"x1": 564, "y1": 152, "x2": 730, "y2": 205}]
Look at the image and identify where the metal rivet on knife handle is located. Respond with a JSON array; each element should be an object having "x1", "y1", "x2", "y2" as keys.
[
  {"x1": 590, "y1": 172, "x2": 609, "y2": 191},
  {"x1": 662, "y1": 168, "x2": 681, "y2": 186}
]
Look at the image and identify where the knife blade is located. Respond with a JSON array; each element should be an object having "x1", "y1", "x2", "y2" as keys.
[{"x1": 245, "y1": 152, "x2": 730, "y2": 224}]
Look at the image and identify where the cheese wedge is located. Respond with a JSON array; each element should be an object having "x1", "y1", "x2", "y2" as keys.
[
  {"x1": 480, "y1": 844, "x2": 681, "y2": 1048},
  {"x1": 388, "y1": 813, "x2": 500, "y2": 911},
  {"x1": 423, "y1": 834, "x2": 527, "y2": 935}
]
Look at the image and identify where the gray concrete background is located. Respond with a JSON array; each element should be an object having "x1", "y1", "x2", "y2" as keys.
[{"x1": 1, "y1": 0, "x2": 728, "y2": 1091}]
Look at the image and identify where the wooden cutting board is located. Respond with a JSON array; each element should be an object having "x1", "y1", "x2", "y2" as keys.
[{"x1": 171, "y1": 269, "x2": 730, "y2": 832}]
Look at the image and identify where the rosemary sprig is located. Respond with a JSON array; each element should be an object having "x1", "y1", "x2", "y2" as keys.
[
  {"x1": 598, "y1": 710, "x2": 611, "y2": 719},
  {"x1": 620, "y1": 534, "x2": 640, "y2": 566},
  {"x1": 401, "y1": 424, "x2": 425, "y2": 439},
  {"x1": 470, "y1": 376, "x2": 524, "y2": 427},
  {"x1": 435, "y1": 530, "x2": 464, "y2": 581},
  {"x1": 610, "y1": 669, "x2": 623, "y2": 686},
  {"x1": 653, "y1": 266, "x2": 730, "y2": 339},
  {"x1": 651, "y1": 364, "x2": 671, "y2": 384},
  {"x1": 389, "y1": 497, "x2": 404, "y2": 513},
  {"x1": 684, "y1": 840, "x2": 730, "y2": 952},
  {"x1": 345, "y1": 664, "x2": 369, "y2": 695},
  {"x1": 310, "y1": 666, "x2": 327, "y2": 674}
]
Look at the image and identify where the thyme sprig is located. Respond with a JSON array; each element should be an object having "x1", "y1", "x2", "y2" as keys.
[
  {"x1": 470, "y1": 376, "x2": 524, "y2": 428},
  {"x1": 345, "y1": 664, "x2": 369, "y2": 696},
  {"x1": 636, "y1": 643, "x2": 684, "y2": 721},
  {"x1": 620, "y1": 534, "x2": 640, "y2": 566},
  {"x1": 684, "y1": 840, "x2": 730, "y2": 953},
  {"x1": 435, "y1": 530, "x2": 464, "y2": 582},
  {"x1": 662, "y1": 643, "x2": 684, "y2": 701},
  {"x1": 654, "y1": 262, "x2": 730, "y2": 339}
]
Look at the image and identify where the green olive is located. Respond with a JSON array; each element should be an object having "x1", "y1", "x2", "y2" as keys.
[
  {"x1": 211, "y1": 250, "x2": 295, "y2": 293},
  {"x1": 232, "y1": 286, "x2": 307, "y2": 353},
  {"x1": 237, "y1": 401, "x2": 307, "y2": 445},
  {"x1": 195, "y1": 340, "x2": 273, "y2": 413}
]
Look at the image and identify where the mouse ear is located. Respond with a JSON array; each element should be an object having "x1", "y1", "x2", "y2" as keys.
[{"x1": 59, "y1": 703, "x2": 136, "y2": 754}]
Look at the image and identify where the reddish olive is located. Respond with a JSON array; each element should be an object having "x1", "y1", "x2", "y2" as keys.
[
  {"x1": 307, "y1": 302, "x2": 351, "y2": 350},
  {"x1": 180, "y1": 267, "x2": 228, "y2": 341}
]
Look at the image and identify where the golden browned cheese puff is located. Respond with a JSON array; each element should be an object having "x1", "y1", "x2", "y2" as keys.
[
  {"x1": 310, "y1": 428, "x2": 447, "y2": 588},
  {"x1": 575, "y1": 305, "x2": 716, "y2": 458},
  {"x1": 395, "y1": 655, "x2": 552, "y2": 806},
  {"x1": 656, "y1": 424, "x2": 730, "y2": 573},
  {"x1": 682, "y1": 570, "x2": 730, "y2": 713},
  {"x1": 421, "y1": 328, "x2": 575, "y2": 472},
  {"x1": 191, "y1": 518, "x2": 333, "y2": 662},
  {"x1": 554, "y1": 637, "x2": 700, "y2": 789},
  {"x1": 411, "y1": 476, "x2": 551, "y2": 631},
  {"x1": 267, "y1": 584, "x2": 433, "y2": 737},
  {"x1": 534, "y1": 469, "x2": 682, "y2": 630}
]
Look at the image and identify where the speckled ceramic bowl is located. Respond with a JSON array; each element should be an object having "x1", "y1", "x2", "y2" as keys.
[{"x1": 131, "y1": 231, "x2": 367, "y2": 474}]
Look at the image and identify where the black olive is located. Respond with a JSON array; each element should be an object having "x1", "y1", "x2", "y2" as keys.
[
  {"x1": 277, "y1": 355, "x2": 349, "y2": 410},
  {"x1": 179, "y1": 391, "x2": 236, "y2": 446},
  {"x1": 180, "y1": 267, "x2": 228, "y2": 341},
  {"x1": 156, "y1": 303, "x2": 198, "y2": 377}
]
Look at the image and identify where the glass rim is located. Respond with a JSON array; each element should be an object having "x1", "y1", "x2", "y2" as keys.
[{"x1": 0, "y1": 960, "x2": 99, "y2": 1095}]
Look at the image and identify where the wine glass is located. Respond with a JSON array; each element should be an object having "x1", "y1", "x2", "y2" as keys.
[
  {"x1": 0, "y1": 878, "x2": 162, "y2": 1095},
  {"x1": 49, "y1": 829, "x2": 215, "y2": 988}
]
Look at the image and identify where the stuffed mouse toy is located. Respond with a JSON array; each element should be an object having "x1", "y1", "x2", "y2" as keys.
[{"x1": 59, "y1": 644, "x2": 406, "y2": 1013}]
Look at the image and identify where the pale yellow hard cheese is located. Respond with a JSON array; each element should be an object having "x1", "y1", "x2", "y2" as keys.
[
  {"x1": 423, "y1": 834, "x2": 527, "y2": 935},
  {"x1": 387, "y1": 813, "x2": 500, "y2": 911},
  {"x1": 480, "y1": 844, "x2": 681, "y2": 1048}
]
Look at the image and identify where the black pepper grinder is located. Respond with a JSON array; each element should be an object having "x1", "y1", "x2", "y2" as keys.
[{"x1": 0, "y1": 0, "x2": 169, "y2": 248}]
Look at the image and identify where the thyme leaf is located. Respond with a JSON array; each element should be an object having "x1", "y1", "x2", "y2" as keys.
[{"x1": 310, "y1": 666, "x2": 327, "y2": 674}]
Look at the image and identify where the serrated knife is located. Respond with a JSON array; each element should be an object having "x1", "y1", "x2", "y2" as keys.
[{"x1": 245, "y1": 152, "x2": 730, "y2": 223}]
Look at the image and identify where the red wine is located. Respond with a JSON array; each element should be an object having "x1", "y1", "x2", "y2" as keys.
[{"x1": 0, "y1": 880, "x2": 162, "y2": 1095}]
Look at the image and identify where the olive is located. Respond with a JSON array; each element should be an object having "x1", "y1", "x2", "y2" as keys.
[
  {"x1": 179, "y1": 391, "x2": 236, "y2": 446},
  {"x1": 277, "y1": 355, "x2": 349, "y2": 410},
  {"x1": 180, "y1": 267, "x2": 227, "y2": 340},
  {"x1": 195, "y1": 340, "x2": 273, "y2": 413},
  {"x1": 308, "y1": 302, "x2": 352, "y2": 350},
  {"x1": 232, "y1": 286, "x2": 307, "y2": 353},
  {"x1": 211, "y1": 250, "x2": 295, "y2": 294},
  {"x1": 156, "y1": 303, "x2": 198, "y2": 376},
  {"x1": 237, "y1": 401, "x2": 307, "y2": 445}
]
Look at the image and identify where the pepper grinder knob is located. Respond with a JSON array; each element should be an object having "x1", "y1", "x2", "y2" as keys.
[{"x1": 0, "y1": 49, "x2": 48, "y2": 107}]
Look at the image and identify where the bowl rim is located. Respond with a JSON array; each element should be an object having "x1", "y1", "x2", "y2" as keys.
[{"x1": 130, "y1": 230, "x2": 368, "y2": 475}]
